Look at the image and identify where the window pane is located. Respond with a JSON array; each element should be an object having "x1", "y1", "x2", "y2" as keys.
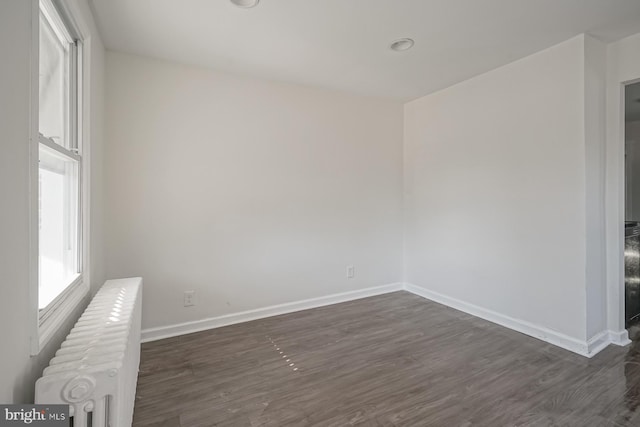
[
  {"x1": 39, "y1": 145, "x2": 79, "y2": 309},
  {"x1": 39, "y1": 12, "x2": 69, "y2": 147}
]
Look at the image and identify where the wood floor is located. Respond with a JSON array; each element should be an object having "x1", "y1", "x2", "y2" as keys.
[{"x1": 132, "y1": 292, "x2": 640, "y2": 426}]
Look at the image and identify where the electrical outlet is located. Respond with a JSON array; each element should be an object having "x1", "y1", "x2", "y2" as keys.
[
  {"x1": 347, "y1": 265, "x2": 355, "y2": 279},
  {"x1": 184, "y1": 290, "x2": 195, "y2": 307}
]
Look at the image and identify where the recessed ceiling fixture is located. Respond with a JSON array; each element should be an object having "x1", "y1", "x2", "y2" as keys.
[
  {"x1": 230, "y1": 0, "x2": 260, "y2": 8},
  {"x1": 390, "y1": 38, "x2": 414, "y2": 52}
]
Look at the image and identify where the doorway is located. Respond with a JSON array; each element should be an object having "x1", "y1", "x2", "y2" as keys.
[{"x1": 624, "y1": 81, "x2": 640, "y2": 328}]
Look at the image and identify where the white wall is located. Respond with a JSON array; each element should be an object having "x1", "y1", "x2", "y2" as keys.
[
  {"x1": 104, "y1": 52, "x2": 404, "y2": 331},
  {"x1": 0, "y1": 0, "x2": 105, "y2": 403},
  {"x1": 404, "y1": 36, "x2": 596, "y2": 342},
  {"x1": 583, "y1": 35, "x2": 607, "y2": 340}
]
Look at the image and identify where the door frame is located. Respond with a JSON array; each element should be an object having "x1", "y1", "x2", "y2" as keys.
[{"x1": 607, "y1": 65, "x2": 640, "y2": 342}]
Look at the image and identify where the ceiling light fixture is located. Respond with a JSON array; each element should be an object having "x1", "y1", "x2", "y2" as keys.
[
  {"x1": 390, "y1": 38, "x2": 414, "y2": 52},
  {"x1": 230, "y1": 0, "x2": 260, "y2": 8}
]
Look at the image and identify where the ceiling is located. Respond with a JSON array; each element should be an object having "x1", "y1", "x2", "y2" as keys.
[
  {"x1": 90, "y1": 0, "x2": 640, "y2": 101},
  {"x1": 627, "y1": 82, "x2": 640, "y2": 122}
]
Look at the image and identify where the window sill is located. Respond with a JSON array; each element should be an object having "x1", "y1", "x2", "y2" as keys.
[{"x1": 33, "y1": 277, "x2": 88, "y2": 355}]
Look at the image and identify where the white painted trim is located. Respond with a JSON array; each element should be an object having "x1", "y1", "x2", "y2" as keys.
[
  {"x1": 605, "y1": 76, "x2": 627, "y2": 340},
  {"x1": 403, "y1": 283, "x2": 614, "y2": 358},
  {"x1": 141, "y1": 283, "x2": 404, "y2": 343},
  {"x1": 141, "y1": 282, "x2": 631, "y2": 356},
  {"x1": 608, "y1": 329, "x2": 632, "y2": 346},
  {"x1": 38, "y1": 135, "x2": 82, "y2": 162},
  {"x1": 28, "y1": 0, "x2": 41, "y2": 356},
  {"x1": 586, "y1": 330, "x2": 611, "y2": 356},
  {"x1": 605, "y1": 34, "x2": 640, "y2": 342},
  {"x1": 29, "y1": 0, "x2": 94, "y2": 355}
]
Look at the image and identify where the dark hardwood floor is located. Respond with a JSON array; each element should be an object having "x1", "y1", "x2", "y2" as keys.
[{"x1": 132, "y1": 291, "x2": 640, "y2": 426}]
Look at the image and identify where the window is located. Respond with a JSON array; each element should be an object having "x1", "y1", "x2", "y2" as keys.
[{"x1": 35, "y1": 0, "x2": 86, "y2": 342}]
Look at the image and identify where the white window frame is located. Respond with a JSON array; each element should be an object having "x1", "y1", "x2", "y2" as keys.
[{"x1": 29, "y1": 0, "x2": 93, "y2": 355}]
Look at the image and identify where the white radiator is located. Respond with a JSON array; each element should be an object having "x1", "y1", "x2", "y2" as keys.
[{"x1": 36, "y1": 277, "x2": 143, "y2": 427}]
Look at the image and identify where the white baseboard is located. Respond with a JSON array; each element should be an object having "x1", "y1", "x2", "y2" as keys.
[
  {"x1": 141, "y1": 283, "x2": 404, "y2": 343},
  {"x1": 142, "y1": 281, "x2": 632, "y2": 358},
  {"x1": 403, "y1": 283, "x2": 617, "y2": 358},
  {"x1": 585, "y1": 331, "x2": 611, "y2": 356},
  {"x1": 608, "y1": 329, "x2": 632, "y2": 346}
]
